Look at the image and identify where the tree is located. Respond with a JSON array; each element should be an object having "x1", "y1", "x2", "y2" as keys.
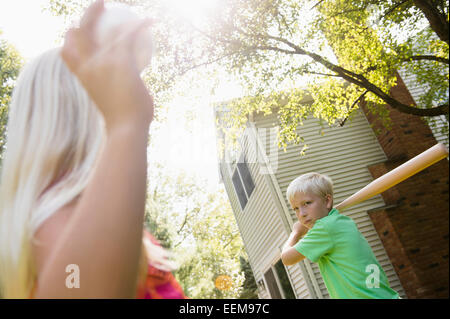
[
  {"x1": 171, "y1": 186, "x2": 248, "y2": 298},
  {"x1": 144, "y1": 196, "x2": 174, "y2": 249},
  {"x1": 46, "y1": 0, "x2": 448, "y2": 150},
  {"x1": 143, "y1": 165, "x2": 258, "y2": 299},
  {"x1": 0, "y1": 34, "x2": 23, "y2": 165},
  {"x1": 186, "y1": 0, "x2": 448, "y2": 148},
  {"x1": 238, "y1": 256, "x2": 259, "y2": 299}
]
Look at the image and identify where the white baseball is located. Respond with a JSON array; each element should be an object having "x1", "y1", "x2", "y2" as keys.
[{"x1": 95, "y1": 3, "x2": 153, "y2": 71}]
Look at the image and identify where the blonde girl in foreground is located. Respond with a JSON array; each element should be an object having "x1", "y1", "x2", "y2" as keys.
[{"x1": 0, "y1": 0, "x2": 185, "y2": 298}]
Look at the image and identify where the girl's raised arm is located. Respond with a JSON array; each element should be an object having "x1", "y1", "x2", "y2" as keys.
[{"x1": 35, "y1": 0, "x2": 154, "y2": 298}]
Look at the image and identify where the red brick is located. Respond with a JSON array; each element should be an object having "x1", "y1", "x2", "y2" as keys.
[{"x1": 362, "y1": 73, "x2": 449, "y2": 299}]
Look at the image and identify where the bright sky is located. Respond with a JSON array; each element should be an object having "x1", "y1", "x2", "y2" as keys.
[
  {"x1": 0, "y1": 0, "x2": 65, "y2": 60},
  {"x1": 0, "y1": 0, "x2": 227, "y2": 191}
]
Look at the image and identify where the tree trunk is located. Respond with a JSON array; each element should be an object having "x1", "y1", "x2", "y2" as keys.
[{"x1": 414, "y1": 0, "x2": 449, "y2": 45}]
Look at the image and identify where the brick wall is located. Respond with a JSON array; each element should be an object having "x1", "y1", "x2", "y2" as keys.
[{"x1": 361, "y1": 73, "x2": 449, "y2": 298}]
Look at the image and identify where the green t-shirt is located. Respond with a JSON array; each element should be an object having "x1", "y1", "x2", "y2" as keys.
[{"x1": 294, "y1": 208, "x2": 399, "y2": 299}]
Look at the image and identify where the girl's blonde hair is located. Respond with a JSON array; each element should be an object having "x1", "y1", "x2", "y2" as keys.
[
  {"x1": 286, "y1": 172, "x2": 334, "y2": 203},
  {"x1": 0, "y1": 48, "x2": 172, "y2": 298}
]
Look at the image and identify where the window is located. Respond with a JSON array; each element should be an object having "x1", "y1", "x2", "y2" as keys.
[
  {"x1": 232, "y1": 168, "x2": 248, "y2": 209},
  {"x1": 264, "y1": 268, "x2": 282, "y2": 299},
  {"x1": 231, "y1": 154, "x2": 255, "y2": 210},
  {"x1": 237, "y1": 161, "x2": 255, "y2": 197},
  {"x1": 273, "y1": 260, "x2": 296, "y2": 299},
  {"x1": 263, "y1": 260, "x2": 296, "y2": 299}
]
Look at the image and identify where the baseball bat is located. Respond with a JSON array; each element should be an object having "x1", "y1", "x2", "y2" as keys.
[{"x1": 335, "y1": 143, "x2": 449, "y2": 211}]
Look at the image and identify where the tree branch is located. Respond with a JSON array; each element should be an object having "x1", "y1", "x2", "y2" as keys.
[
  {"x1": 177, "y1": 209, "x2": 189, "y2": 234},
  {"x1": 223, "y1": 233, "x2": 238, "y2": 249},
  {"x1": 246, "y1": 45, "x2": 297, "y2": 55},
  {"x1": 185, "y1": 22, "x2": 449, "y2": 118},
  {"x1": 339, "y1": 90, "x2": 369, "y2": 126},
  {"x1": 164, "y1": 52, "x2": 236, "y2": 87},
  {"x1": 302, "y1": 71, "x2": 341, "y2": 77},
  {"x1": 381, "y1": 0, "x2": 412, "y2": 20},
  {"x1": 406, "y1": 55, "x2": 449, "y2": 64},
  {"x1": 310, "y1": 0, "x2": 325, "y2": 10},
  {"x1": 329, "y1": 7, "x2": 368, "y2": 18},
  {"x1": 248, "y1": 33, "x2": 449, "y2": 116},
  {"x1": 413, "y1": 0, "x2": 449, "y2": 45},
  {"x1": 366, "y1": 54, "x2": 449, "y2": 72}
]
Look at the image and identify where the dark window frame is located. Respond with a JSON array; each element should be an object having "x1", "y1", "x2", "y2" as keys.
[
  {"x1": 231, "y1": 153, "x2": 255, "y2": 210},
  {"x1": 263, "y1": 259, "x2": 296, "y2": 299}
]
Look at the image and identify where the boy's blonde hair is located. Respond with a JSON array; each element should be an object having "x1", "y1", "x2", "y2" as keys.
[{"x1": 286, "y1": 172, "x2": 334, "y2": 203}]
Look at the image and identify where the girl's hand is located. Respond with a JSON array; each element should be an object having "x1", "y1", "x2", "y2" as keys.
[{"x1": 61, "y1": 0, "x2": 154, "y2": 131}]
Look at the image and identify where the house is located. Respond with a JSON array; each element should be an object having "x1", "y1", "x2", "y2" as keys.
[{"x1": 214, "y1": 74, "x2": 449, "y2": 299}]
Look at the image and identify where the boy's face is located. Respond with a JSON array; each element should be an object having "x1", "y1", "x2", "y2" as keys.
[{"x1": 290, "y1": 192, "x2": 333, "y2": 229}]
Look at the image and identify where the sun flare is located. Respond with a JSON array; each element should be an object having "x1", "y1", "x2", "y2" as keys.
[{"x1": 164, "y1": 0, "x2": 219, "y2": 23}]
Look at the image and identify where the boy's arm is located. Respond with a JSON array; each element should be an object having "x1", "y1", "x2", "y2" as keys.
[{"x1": 281, "y1": 222, "x2": 308, "y2": 266}]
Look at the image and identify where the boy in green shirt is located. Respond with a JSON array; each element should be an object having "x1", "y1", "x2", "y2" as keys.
[{"x1": 281, "y1": 172, "x2": 400, "y2": 299}]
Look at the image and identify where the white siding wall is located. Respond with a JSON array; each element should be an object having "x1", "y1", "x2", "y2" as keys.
[
  {"x1": 285, "y1": 263, "x2": 311, "y2": 299},
  {"x1": 253, "y1": 108, "x2": 407, "y2": 298},
  {"x1": 398, "y1": 69, "x2": 449, "y2": 148},
  {"x1": 219, "y1": 131, "x2": 299, "y2": 298}
]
